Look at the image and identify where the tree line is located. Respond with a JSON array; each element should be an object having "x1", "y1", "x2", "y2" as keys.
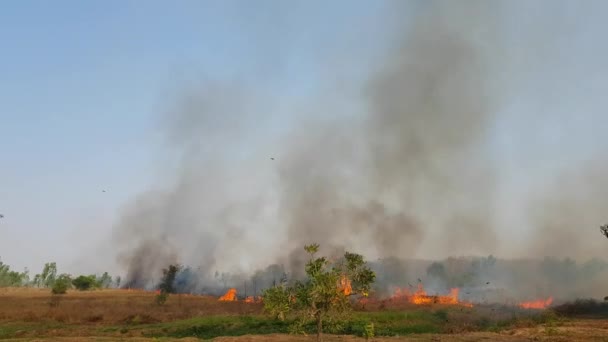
[{"x1": 0, "y1": 260, "x2": 120, "y2": 293}]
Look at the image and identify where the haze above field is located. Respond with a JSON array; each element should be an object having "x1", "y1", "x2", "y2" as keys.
[{"x1": 1, "y1": 0, "x2": 608, "y2": 276}]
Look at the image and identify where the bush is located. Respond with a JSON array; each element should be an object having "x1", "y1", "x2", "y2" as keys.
[
  {"x1": 51, "y1": 274, "x2": 72, "y2": 294},
  {"x1": 51, "y1": 279, "x2": 69, "y2": 294},
  {"x1": 72, "y1": 275, "x2": 98, "y2": 291},
  {"x1": 363, "y1": 322, "x2": 375, "y2": 340}
]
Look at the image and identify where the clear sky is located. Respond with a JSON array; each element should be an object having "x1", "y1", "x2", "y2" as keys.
[
  {"x1": 0, "y1": 0, "x2": 395, "y2": 274},
  {"x1": 1, "y1": 1, "x2": 608, "y2": 276}
]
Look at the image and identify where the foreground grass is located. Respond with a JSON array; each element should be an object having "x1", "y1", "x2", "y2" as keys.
[
  {"x1": 1, "y1": 308, "x2": 545, "y2": 340},
  {"x1": 0, "y1": 288, "x2": 576, "y2": 340},
  {"x1": 97, "y1": 309, "x2": 561, "y2": 340}
]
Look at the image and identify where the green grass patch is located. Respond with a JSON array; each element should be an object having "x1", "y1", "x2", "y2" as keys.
[
  {"x1": 0, "y1": 322, "x2": 67, "y2": 339},
  {"x1": 140, "y1": 315, "x2": 290, "y2": 339},
  {"x1": 133, "y1": 310, "x2": 444, "y2": 340}
]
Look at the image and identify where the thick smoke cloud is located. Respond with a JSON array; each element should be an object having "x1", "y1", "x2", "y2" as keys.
[
  {"x1": 113, "y1": 0, "x2": 608, "y2": 299},
  {"x1": 279, "y1": 2, "x2": 499, "y2": 260}
]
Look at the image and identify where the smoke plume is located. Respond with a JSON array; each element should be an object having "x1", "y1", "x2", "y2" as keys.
[{"x1": 112, "y1": 0, "x2": 608, "y2": 300}]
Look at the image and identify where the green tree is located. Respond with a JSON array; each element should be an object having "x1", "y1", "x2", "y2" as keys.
[
  {"x1": 72, "y1": 275, "x2": 98, "y2": 291},
  {"x1": 0, "y1": 261, "x2": 28, "y2": 287},
  {"x1": 32, "y1": 274, "x2": 42, "y2": 287},
  {"x1": 97, "y1": 272, "x2": 112, "y2": 288},
  {"x1": 156, "y1": 264, "x2": 181, "y2": 305},
  {"x1": 52, "y1": 274, "x2": 72, "y2": 294},
  {"x1": 263, "y1": 244, "x2": 375, "y2": 341},
  {"x1": 38, "y1": 262, "x2": 57, "y2": 288}
]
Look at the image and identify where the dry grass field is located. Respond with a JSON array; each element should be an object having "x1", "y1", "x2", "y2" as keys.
[
  {"x1": 0, "y1": 287, "x2": 261, "y2": 324},
  {"x1": 1, "y1": 288, "x2": 607, "y2": 341}
]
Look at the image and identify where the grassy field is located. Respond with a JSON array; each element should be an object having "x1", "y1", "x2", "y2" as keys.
[{"x1": 1, "y1": 288, "x2": 606, "y2": 341}]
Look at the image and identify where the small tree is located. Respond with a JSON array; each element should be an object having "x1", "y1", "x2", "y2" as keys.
[
  {"x1": 39, "y1": 262, "x2": 57, "y2": 288},
  {"x1": 97, "y1": 272, "x2": 112, "y2": 288},
  {"x1": 263, "y1": 244, "x2": 375, "y2": 341},
  {"x1": 156, "y1": 264, "x2": 181, "y2": 305},
  {"x1": 52, "y1": 274, "x2": 72, "y2": 294},
  {"x1": 0, "y1": 262, "x2": 28, "y2": 287}
]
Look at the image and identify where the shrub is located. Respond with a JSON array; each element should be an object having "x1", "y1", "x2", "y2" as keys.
[
  {"x1": 51, "y1": 279, "x2": 69, "y2": 294},
  {"x1": 363, "y1": 322, "x2": 375, "y2": 340},
  {"x1": 72, "y1": 275, "x2": 98, "y2": 291}
]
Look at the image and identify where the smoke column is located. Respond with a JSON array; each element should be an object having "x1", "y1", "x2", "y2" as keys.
[{"x1": 113, "y1": 1, "x2": 608, "y2": 293}]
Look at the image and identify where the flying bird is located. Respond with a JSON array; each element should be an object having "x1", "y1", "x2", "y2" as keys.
[
  {"x1": 486, "y1": 282, "x2": 490, "y2": 285},
  {"x1": 0, "y1": 214, "x2": 3, "y2": 218},
  {"x1": 270, "y1": 157, "x2": 275, "y2": 160}
]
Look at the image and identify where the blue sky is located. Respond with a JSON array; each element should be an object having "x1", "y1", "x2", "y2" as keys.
[
  {"x1": 0, "y1": 0, "x2": 395, "y2": 273},
  {"x1": 1, "y1": 1, "x2": 608, "y2": 275}
]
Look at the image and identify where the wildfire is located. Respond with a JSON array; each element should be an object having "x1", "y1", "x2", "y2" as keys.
[
  {"x1": 339, "y1": 275, "x2": 352, "y2": 296},
  {"x1": 244, "y1": 296, "x2": 262, "y2": 303},
  {"x1": 519, "y1": 297, "x2": 553, "y2": 309},
  {"x1": 391, "y1": 283, "x2": 472, "y2": 307},
  {"x1": 218, "y1": 288, "x2": 237, "y2": 301}
]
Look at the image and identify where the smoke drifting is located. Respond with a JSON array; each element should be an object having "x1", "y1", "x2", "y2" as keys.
[
  {"x1": 279, "y1": 2, "x2": 499, "y2": 260},
  {"x1": 113, "y1": 1, "x2": 608, "y2": 299}
]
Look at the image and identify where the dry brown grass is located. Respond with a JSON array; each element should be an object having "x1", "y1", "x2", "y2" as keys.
[
  {"x1": 2, "y1": 288, "x2": 607, "y2": 341},
  {"x1": 0, "y1": 287, "x2": 263, "y2": 325}
]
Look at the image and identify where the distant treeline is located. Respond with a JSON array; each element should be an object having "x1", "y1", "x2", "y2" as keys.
[
  {"x1": 0, "y1": 260, "x2": 119, "y2": 290},
  {"x1": 4, "y1": 255, "x2": 608, "y2": 301}
]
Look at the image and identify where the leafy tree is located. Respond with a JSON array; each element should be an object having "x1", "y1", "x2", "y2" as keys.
[
  {"x1": 97, "y1": 272, "x2": 112, "y2": 288},
  {"x1": 156, "y1": 264, "x2": 181, "y2": 305},
  {"x1": 159, "y1": 264, "x2": 180, "y2": 293},
  {"x1": 115, "y1": 276, "x2": 121, "y2": 288},
  {"x1": 32, "y1": 274, "x2": 42, "y2": 287},
  {"x1": 72, "y1": 275, "x2": 98, "y2": 291},
  {"x1": 22, "y1": 267, "x2": 30, "y2": 286},
  {"x1": 37, "y1": 262, "x2": 57, "y2": 288},
  {"x1": 0, "y1": 261, "x2": 28, "y2": 287},
  {"x1": 52, "y1": 274, "x2": 72, "y2": 294},
  {"x1": 263, "y1": 244, "x2": 375, "y2": 341},
  {"x1": 262, "y1": 281, "x2": 291, "y2": 321}
]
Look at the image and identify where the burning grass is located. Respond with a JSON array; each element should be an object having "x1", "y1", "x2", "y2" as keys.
[
  {"x1": 0, "y1": 288, "x2": 262, "y2": 325},
  {"x1": 1, "y1": 287, "x2": 600, "y2": 341},
  {"x1": 387, "y1": 283, "x2": 473, "y2": 307}
]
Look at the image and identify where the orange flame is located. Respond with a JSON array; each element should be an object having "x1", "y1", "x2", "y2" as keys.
[
  {"x1": 218, "y1": 288, "x2": 237, "y2": 301},
  {"x1": 339, "y1": 275, "x2": 352, "y2": 296},
  {"x1": 391, "y1": 283, "x2": 472, "y2": 307},
  {"x1": 244, "y1": 296, "x2": 262, "y2": 303},
  {"x1": 519, "y1": 297, "x2": 553, "y2": 309}
]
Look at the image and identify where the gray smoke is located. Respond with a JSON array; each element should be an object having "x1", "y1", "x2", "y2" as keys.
[
  {"x1": 112, "y1": 0, "x2": 608, "y2": 299},
  {"x1": 278, "y1": 1, "x2": 499, "y2": 260}
]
